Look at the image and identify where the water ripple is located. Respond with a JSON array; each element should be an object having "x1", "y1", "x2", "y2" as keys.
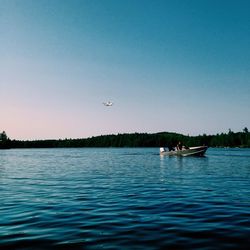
[{"x1": 0, "y1": 148, "x2": 250, "y2": 249}]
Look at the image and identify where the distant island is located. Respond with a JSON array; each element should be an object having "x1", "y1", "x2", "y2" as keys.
[{"x1": 2, "y1": 128, "x2": 250, "y2": 149}]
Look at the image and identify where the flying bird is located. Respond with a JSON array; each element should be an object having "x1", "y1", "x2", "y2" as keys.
[{"x1": 103, "y1": 101, "x2": 113, "y2": 106}]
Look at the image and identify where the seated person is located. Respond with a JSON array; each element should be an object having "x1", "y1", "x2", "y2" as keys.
[{"x1": 177, "y1": 141, "x2": 183, "y2": 150}]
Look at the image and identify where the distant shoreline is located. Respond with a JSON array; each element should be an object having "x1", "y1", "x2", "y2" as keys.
[{"x1": 4, "y1": 130, "x2": 250, "y2": 149}]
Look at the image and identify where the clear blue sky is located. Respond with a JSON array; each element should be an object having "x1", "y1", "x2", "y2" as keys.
[{"x1": 1, "y1": 0, "x2": 250, "y2": 140}]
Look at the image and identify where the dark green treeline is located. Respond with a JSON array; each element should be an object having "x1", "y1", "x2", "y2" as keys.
[
  {"x1": 0, "y1": 131, "x2": 11, "y2": 149},
  {"x1": 8, "y1": 128, "x2": 250, "y2": 148}
]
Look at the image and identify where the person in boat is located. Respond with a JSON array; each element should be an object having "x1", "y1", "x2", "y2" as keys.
[
  {"x1": 177, "y1": 141, "x2": 183, "y2": 150},
  {"x1": 177, "y1": 141, "x2": 189, "y2": 150}
]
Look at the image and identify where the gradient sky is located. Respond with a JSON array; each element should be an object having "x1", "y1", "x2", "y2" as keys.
[{"x1": 1, "y1": 0, "x2": 250, "y2": 140}]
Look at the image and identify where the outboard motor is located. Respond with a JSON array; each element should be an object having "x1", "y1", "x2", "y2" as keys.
[{"x1": 160, "y1": 147, "x2": 166, "y2": 153}]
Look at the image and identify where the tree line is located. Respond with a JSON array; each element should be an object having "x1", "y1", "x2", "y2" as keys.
[
  {"x1": 4, "y1": 128, "x2": 250, "y2": 148},
  {"x1": 0, "y1": 131, "x2": 11, "y2": 149}
]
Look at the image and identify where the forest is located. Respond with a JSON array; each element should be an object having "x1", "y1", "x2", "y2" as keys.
[{"x1": 3, "y1": 128, "x2": 250, "y2": 148}]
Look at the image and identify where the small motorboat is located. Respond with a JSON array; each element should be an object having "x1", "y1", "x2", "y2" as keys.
[{"x1": 160, "y1": 146, "x2": 208, "y2": 157}]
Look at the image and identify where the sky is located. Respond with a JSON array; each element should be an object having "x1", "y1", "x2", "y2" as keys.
[{"x1": 1, "y1": 0, "x2": 250, "y2": 140}]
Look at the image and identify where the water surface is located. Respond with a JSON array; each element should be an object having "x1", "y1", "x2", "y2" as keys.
[{"x1": 1, "y1": 148, "x2": 250, "y2": 249}]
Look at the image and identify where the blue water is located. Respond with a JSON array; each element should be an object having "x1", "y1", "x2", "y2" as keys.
[{"x1": 0, "y1": 148, "x2": 249, "y2": 249}]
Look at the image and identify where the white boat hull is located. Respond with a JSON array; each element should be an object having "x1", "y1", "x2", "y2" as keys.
[{"x1": 160, "y1": 146, "x2": 208, "y2": 157}]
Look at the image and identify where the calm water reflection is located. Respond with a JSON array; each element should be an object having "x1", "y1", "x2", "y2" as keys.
[{"x1": 0, "y1": 148, "x2": 250, "y2": 249}]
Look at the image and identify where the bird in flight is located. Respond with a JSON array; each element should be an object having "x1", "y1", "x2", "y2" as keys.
[{"x1": 103, "y1": 101, "x2": 113, "y2": 106}]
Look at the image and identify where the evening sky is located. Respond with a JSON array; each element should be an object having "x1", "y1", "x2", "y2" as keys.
[{"x1": 1, "y1": 0, "x2": 250, "y2": 139}]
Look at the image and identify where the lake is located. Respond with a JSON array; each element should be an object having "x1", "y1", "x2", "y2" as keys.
[{"x1": 0, "y1": 148, "x2": 250, "y2": 249}]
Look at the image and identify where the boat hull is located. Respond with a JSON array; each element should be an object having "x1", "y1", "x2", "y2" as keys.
[{"x1": 160, "y1": 146, "x2": 208, "y2": 157}]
